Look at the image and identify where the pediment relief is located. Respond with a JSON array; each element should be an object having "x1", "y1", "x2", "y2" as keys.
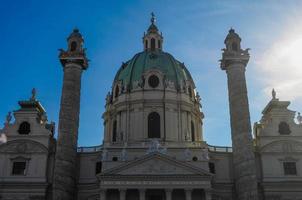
[
  {"x1": 260, "y1": 140, "x2": 302, "y2": 153},
  {"x1": 0, "y1": 139, "x2": 48, "y2": 153},
  {"x1": 102, "y1": 153, "x2": 211, "y2": 176}
]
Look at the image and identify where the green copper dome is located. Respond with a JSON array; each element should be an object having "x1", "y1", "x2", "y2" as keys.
[{"x1": 114, "y1": 50, "x2": 194, "y2": 91}]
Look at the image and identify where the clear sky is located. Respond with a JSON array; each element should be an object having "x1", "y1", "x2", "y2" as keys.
[{"x1": 1, "y1": 0, "x2": 302, "y2": 147}]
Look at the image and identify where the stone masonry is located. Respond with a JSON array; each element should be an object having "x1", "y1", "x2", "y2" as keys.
[
  {"x1": 52, "y1": 29, "x2": 88, "y2": 200},
  {"x1": 221, "y1": 29, "x2": 259, "y2": 200}
]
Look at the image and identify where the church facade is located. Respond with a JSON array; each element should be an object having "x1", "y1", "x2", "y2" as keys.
[{"x1": 0, "y1": 15, "x2": 302, "y2": 200}]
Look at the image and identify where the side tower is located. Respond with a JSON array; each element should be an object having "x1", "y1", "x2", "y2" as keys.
[
  {"x1": 53, "y1": 29, "x2": 88, "y2": 200},
  {"x1": 220, "y1": 29, "x2": 258, "y2": 199}
]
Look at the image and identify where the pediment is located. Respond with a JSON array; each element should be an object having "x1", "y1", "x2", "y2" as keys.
[
  {"x1": 102, "y1": 152, "x2": 211, "y2": 176},
  {"x1": 0, "y1": 139, "x2": 48, "y2": 153},
  {"x1": 260, "y1": 140, "x2": 302, "y2": 153}
]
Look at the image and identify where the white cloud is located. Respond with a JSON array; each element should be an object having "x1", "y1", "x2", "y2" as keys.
[{"x1": 255, "y1": 17, "x2": 302, "y2": 102}]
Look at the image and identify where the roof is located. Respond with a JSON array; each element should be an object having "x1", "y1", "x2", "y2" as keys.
[{"x1": 113, "y1": 50, "x2": 195, "y2": 90}]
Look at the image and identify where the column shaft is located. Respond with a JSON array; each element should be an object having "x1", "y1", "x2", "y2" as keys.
[
  {"x1": 53, "y1": 65, "x2": 83, "y2": 200},
  {"x1": 120, "y1": 189, "x2": 126, "y2": 200},
  {"x1": 99, "y1": 190, "x2": 106, "y2": 200},
  {"x1": 165, "y1": 189, "x2": 172, "y2": 200},
  {"x1": 139, "y1": 189, "x2": 145, "y2": 200},
  {"x1": 185, "y1": 189, "x2": 192, "y2": 200}
]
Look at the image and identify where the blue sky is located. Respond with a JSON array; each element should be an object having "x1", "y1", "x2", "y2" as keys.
[{"x1": 1, "y1": 0, "x2": 302, "y2": 147}]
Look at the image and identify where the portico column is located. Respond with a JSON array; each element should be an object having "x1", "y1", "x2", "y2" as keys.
[
  {"x1": 139, "y1": 189, "x2": 145, "y2": 200},
  {"x1": 120, "y1": 189, "x2": 126, "y2": 200},
  {"x1": 165, "y1": 189, "x2": 172, "y2": 200},
  {"x1": 204, "y1": 189, "x2": 212, "y2": 200},
  {"x1": 99, "y1": 189, "x2": 106, "y2": 200},
  {"x1": 185, "y1": 189, "x2": 192, "y2": 200}
]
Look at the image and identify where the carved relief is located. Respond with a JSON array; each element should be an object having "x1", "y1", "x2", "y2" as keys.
[
  {"x1": 261, "y1": 140, "x2": 302, "y2": 153},
  {"x1": 0, "y1": 140, "x2": 48, "y2": 153}
]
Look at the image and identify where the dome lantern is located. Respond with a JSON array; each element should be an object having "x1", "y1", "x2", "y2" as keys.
[{"x1": 143, "y1": 12, "x2": 163, "y2": 51}]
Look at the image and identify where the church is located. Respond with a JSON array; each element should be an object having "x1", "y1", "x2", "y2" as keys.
[{"x1": 0, "y1": 14, "x2": 302, "y2": 200}]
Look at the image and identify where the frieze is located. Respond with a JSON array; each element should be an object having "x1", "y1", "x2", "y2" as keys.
[{"x1": 100, "y1": 180, "x2": 210, "y2": 186}]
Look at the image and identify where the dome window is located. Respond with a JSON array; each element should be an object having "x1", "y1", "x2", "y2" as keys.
[
  {"x1": 112, "y1": 156, "x2": 118, "y2": 161},
  {"x1": 148, "y1": 75, "x2": 159, "y2": 88},
  {"x1": 279, "y1": 121, "x2": 291, "y2": 135},
  {"x1": 191, "y1": 121, "x2": 195, "y2": 142},
  {"x1": 192, "y1": 156, "x2": 198, "y2": 161},
  {"x1": 112, "y1": 120, "x2": 117, "y2": 142},
  {"x1": 114, "y1": 85, "x2": 119, "y2": 98},
  {"x1": 18, "y1": 122, "x2": 30, "y2": 135},
  {"x1": 158, "y1": 40, "x2": 161, "y2": 49},
  {"x1": 148, "y1": 112, "x2": 160, "y2": 138},
  {"x1": 70, "y1": 41, "x2": 77, "y2": 51},
  {"x1": 151, "y1": 38, "x2": 156, "y2": 51},
  {"x1": 188, "y1": 86, "x2": 193, "y2": 98},
  {"x1": 145, "y1": 40, "x2": 148, "y2": 49}
]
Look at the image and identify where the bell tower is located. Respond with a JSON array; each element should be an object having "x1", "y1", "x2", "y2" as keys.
[
  {"x1": 220, "y1": 29, "x2": 258, "y2": 200},
  {"x1": 53, "y1": 28, "x2": 88, "y2": 200}
]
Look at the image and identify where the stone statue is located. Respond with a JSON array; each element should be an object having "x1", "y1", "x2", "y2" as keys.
[
  {"x1": 147, "y1": 139, "x2": 168, "y2": 154},
  {"x1": 5, "y1": 112, "x2": 12, "y2": 125},
  {"x1": 121, "y1": 148, "x2": 127, "y2": 161},
  {"x1": 31, "y1": 88, "x2": 37, "y2": 101},
  {"x1": 202, "y1": 148, "x2": 209, "y2": 160},
  {"x1": 297, "y1": 112, "x2": 302, "y2": 125},
  {"x1": 105, "y1": 92, "x2": 111, "y2": 105},
  {"x1": 101, "y1": 149, "x2": 108, "y2": 161},
  {"x1": 0, "y1": 133, "x2": 7, "y2": 145},
  {"x1": 184, "y1": 148, "x2": 191, "y2": 161},
  {"x1": 272, "y1": 88, "x2": 276, "y2": 99}
]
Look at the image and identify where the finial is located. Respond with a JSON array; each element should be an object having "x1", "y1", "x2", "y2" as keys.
[
  {"x1": 272, "y1": 88, "x2": 276, "y2": 99},
  {"x1": 229, "y1": 27, "x2": 235, "y2": 33},
  {"x1": 31, "y1": 88, "x2": 36, "y2": 101},
  {"x1": 5, "y1": 112, "x2": 12, "y2": 125},
  {"x1": 297, "y1": 112, "x2": 302, "y2": 124},
  {"x1": 151, "y1": 12, "x2": 156, "y2": 24},
  {"x1": 73, "y1": 27, "x2": 79, "y2": 33}
]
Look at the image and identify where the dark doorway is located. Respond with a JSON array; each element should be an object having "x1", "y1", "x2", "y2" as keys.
[
  {"x1": 146, "y1": 189, "x2": 165, "y2": 200},
  {"x1": 126, "y1": 189, "x2": 139, "y2": 200},
  {"x1": 172, "y1": 189, "x2": 185, "y2": 200}
]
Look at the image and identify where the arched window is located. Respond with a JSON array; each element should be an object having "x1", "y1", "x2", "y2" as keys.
[
  {"x1": 18, "y1": 122, "x2": 30, "y2": 135},
  {"x1": 112, "y1": 120, "x2": 117, "y2": 142},
  {"x1": 151, "y1": 38, "x2": 156, "y2": 51},
  {"x1": 114, "y1": 85, "x2": 119, "y2": 98},
  {"x1": 191, "y1": 121, "x2": 195, "y2": 142},
  {"x1": 209, "y1": 162, "x2": 216, "y2": 174},
  {"x1": 232, "y1": 42, "x2": 238, "y2": 51},
  {"x1": 70, "y1": 41, "x2": 77, "y2": 51},
  {"x1": 158, "y1": 40, "x2": 161, "y2": 49},
  {"x1": 148, "y1": 112, "x2": 160, "y2": 138},
  {"x1": 188, "y1": 86, "x2": 192, "y2": 98},
  {"x1": 145, "y1": 40, "x2": 148, "y2": 49},
  {"x1": 95, "y1": 161, "x2": 102, "y2": 174},
  {"x1": 279, "y1": 121, "x2": 291, "y2": 135}
]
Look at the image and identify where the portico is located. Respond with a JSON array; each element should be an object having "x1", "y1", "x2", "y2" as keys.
[{"x1": 98, "y1": 153, "x2": 212, "y2": 200}]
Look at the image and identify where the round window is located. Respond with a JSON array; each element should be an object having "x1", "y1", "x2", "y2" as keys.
[{"x1": 148, "y1": 75, "x2": 159, "y2": 88}]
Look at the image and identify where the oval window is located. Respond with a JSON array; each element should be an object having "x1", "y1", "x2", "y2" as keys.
[{"x1": 148, "y1": 75, "x2": 159, "y2": 88}]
